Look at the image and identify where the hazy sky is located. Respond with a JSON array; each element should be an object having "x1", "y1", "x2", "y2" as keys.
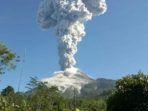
[{"x1": 0, "y1": 0, "x2": 148, "y2": 91}]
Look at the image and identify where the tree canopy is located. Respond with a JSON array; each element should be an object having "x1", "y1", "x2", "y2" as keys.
[
  {"x1": 0, "y1": 43, "x2": 18, "y2": 74},
  {"x1": 107, "y1": 72, "x2": 148, "y2": 111}
]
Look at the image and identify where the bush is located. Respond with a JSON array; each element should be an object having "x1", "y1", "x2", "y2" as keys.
[{"x1": 107, "y1": 72, "x2": 148, "y2": 111}]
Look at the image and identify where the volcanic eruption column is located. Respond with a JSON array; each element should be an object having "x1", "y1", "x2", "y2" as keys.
[{"x1": 38, "y1": 0, "x2": 107, "y2": 70}]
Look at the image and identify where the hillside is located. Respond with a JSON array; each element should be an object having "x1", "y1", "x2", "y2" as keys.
[
  {"x1": 62, "y1": 78, "x2": 116, "y2": 98},
  {"x1": 80, "y1": 78, "x2": 116, "y2": 97}
]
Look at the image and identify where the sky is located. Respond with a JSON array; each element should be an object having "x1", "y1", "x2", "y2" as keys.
[{"x1": 0, "y1": 0, "x2": 148, "y2": 92}]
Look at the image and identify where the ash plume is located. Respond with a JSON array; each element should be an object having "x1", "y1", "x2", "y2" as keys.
[{"x1": 38, "y1": 0, "x2": 107, "y2": 70}]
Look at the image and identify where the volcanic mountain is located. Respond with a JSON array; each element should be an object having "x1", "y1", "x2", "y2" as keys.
[{"x1": 42, "y1": 68, "x2": 94, "y2": 93}]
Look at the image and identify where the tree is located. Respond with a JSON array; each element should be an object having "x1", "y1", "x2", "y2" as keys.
[
  {"x1": 0, "y1": 86, "x2": 15, "y2": 111},
  {"x1": 26, "y1": 77, "x2": 64, "y2": 111},
  {"x1": 0, "y1": 43, "x2": 19, "y2": 74},
  {"x1": 0, "y1": 87, "x2": 28, "y2": 111},
  {"x1": 107, "y1": 72, "x2": 148, "y2": 111},
  {"x1": 1, "y1": 86, "x2": 14, "y2": 96}
]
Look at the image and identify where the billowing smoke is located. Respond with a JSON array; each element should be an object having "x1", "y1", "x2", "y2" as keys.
[{"x1": 38, "y1": 0, "x2": 107, "y2": 70}]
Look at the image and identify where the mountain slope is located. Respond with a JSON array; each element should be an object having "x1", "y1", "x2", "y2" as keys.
[
  {"x1": 42, "y1": 68, "x2": 115, "y2": 97},
  {"x1": 81, "y1": 78, "x2": 116, "y2": 96},
  {"x1": 42, "y1": 68, "x2": 94, "y2": 93}
]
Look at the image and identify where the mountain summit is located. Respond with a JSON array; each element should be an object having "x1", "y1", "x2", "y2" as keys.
[{"x1": 42, "y1": 68, "x2": 94, "y2": 93}]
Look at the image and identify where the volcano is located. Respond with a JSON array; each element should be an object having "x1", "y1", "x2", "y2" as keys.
[{"x1": 42, "y1": 68, "x2": 94, "y2": 93}]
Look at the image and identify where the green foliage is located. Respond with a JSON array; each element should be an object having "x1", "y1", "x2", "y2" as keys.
[
  {"x1": 1, "y1": 86, "x2": 14, "y2": 96},
  {"x1": 26, "y1": 76, "x2": 40, "y2": 90},
  {"x1": 0, "y1": 77, "x2": 110, "y2": 111},
  {"x1": 0, "y1": 43, "x2": 19, "y2": 74},
  {"x1": 0, "y1": 91, "x2": 28, "y2": 111},
  {"x1": 0, "y1": 96, "x2": 8, "y2": 111},
  {"x1": 107, "y1": 72, "x2": 148, "y2": 111},
  {"x1": 76, "y1": 98, "x2": 106, "y2": 111},
  {"x1": 26, "y1": 77, "x2": 64, "y2": 111}
]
